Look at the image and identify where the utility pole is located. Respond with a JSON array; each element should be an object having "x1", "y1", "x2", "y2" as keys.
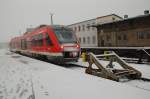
[{"x1": 50, "y1": 13, "x2": 54, "y2": 25}]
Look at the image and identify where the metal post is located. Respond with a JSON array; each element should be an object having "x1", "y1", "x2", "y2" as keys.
[{"x1": 50, "y1": 13, "x2": 53, "y2": 25}]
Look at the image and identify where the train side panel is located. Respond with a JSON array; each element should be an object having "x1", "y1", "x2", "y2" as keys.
[{"x1": 10, "y1": 25, "x2": 80, "y2": 63}]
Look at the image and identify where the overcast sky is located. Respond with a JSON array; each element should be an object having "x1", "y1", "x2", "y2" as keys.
[{"x1": 0, "y1": 0, "x2": 150, "y2": 42}]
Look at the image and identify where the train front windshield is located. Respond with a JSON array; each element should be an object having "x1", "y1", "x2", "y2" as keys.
[{"x1": 54, "y1": 28, "x2": 77, "y2": 44}]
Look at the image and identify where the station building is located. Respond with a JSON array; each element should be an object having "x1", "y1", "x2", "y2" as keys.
[
  {"x1": 68, "y1": 14, "x2": 122, "y2": 47},
  {"x1": 95, "y1": 11, "x2": 150, "y2": 47}
]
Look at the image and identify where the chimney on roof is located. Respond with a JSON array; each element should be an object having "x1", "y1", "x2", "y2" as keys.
[
  {"x1": 144, "y1": 10, "x2": 149, "y2": 15},
  {"x1": 124, "y1": 15, "x2": 128, "y2": 19}
]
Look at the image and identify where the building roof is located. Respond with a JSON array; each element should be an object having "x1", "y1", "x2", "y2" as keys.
[
  {"x1": 95, "y1": 14, "x2": 150, "y2": 27},
  {"x1": 96, "y1": 14, "x2": 123, "y2": 19},
  {"x1": 68, "y1": 14, "x2": 122, "y2": 26}
]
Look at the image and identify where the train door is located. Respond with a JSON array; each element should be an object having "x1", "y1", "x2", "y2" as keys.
[
  {"x1": 36, "y1": 33, "x2": 44, "y2": 51},
  {"x1": 31, "y1": 34, "x2": 43, "y2": 51},
  {"x1": 21, "y1": 39, "x2": 27, "y2": 50},
  {"x1": 44, "y1": 32, "x2": 54, "y2": 52}
]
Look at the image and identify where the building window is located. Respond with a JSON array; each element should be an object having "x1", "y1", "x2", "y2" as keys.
[
  {"x1": 74, "y1": 27, "x2": 77, "y2": 32},
  {"x1": 83, "y1": 37, "x2": 86, "y2": 44},
  {"x1": 146, "y1": 32, "x2": 150, "y2": 39},
  {"x1": 78, "y1": 26, "x2": 81, "y2": 32},
  {"x1": 123, "y1": 34, "x2": 127, "y2": 40},
  {"x1": 137, "y1": 32, "x2": 144, "y2": 39},
  {"x1": 92, "y1": 22, "x2": 95, "y2": 30},
  {"x1": 106, "y1": 35, "x2": 111, "y2": 41},
  {"x1": 92, "y1": 36, "x2": 96, "y2": 44},
  {"x1": 82, "y1": 25, "x2": 85, "y2": 31},
  {"x1": 79, "y1": 37, "x2": 81, "y2": 43},
  {"x1": 87, "y1": 24, "x2": 90, "y2": 31},
  {"x1": 118, "y1": 35, "x2": 121, "y2": 40},
  {"x1": 112, "y1": 17, "x2": 115, "y2": 21},
  {"x1": 87, "y1": 36, "x2": 90, "y2": 44}
]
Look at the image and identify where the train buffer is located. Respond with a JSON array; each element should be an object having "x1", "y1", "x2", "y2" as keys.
[{"x1": 85, "y1": 51, "x2": 142, "y2": 81}]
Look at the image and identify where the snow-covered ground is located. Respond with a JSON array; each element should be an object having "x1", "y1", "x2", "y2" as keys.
[
  {"x1": 75, "y1": 58, "x2": 150, "y2": 91},
  {"x1": 0, "y1": 49, "x2": 150, "y2": 99}
]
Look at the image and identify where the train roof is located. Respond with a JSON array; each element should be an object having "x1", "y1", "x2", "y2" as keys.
[
  {"x1": 51, "y1": 25, "x2": 72, "y2": 30},
  {"x1": 10, "y1": 24, "x2": 71, "y2": 41},
  {"x1": 29, "y1": 24, "x2": 70, "y2": 32}
]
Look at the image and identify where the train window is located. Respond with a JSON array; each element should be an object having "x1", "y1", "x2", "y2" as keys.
[
  {"x1": 38, "y1": 34, "x2": 43, "y2": 46},
  {"x1": 54, "y1": 28, "x2": 77, "y2": 44},
  {"x1": 32, "y1": 36, "x2": 37, "y2": 46},
  {"x1": 21, "y1": 39, "x2": 27, "y2": 50},
  {"x1": 31, "y1": 34, "x2": 43, "y2": 46},
  {"x1": 46, "y1": 33, "x2": 53, "y2": 46},
  {"x1": 27, "y1": 40, "x2": 31, "y2": 49}
]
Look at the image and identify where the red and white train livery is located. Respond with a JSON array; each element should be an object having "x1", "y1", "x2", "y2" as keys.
[{"x1": 10, "y1": 25, "x2": 80, "y2": 63}]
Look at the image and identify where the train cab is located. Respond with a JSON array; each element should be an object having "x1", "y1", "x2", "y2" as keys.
[{"x1": 47, "y1": 25, "x2": 80, "y2": 63}]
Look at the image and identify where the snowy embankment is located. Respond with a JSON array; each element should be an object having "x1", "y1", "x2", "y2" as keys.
[{"x1": 0, "y1": 49, "x2": 150, "y2": 99}]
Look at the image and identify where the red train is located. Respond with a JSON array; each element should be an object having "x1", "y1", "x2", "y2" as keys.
[{"x1": 10, "y1": 25, "x2": 80, "y2": 63}]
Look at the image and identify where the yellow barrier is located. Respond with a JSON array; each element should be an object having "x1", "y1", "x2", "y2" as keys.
[
  {"x1": 104, "y1": 51, "x2": 109, "y2": 60},
  {"x1": 82, "y1": 52, "x2": 86, "y2": 62}
]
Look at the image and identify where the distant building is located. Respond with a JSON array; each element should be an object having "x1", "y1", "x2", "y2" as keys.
[
  {"x1": 26, "y1": 28, "x2": 34, "y2": 32},
  {"x1": 68, "y1": 14, "x2": 122, "y2": 47},
  {"x1": 95, "y1": 12, "x2": 150, "y2": 47}
]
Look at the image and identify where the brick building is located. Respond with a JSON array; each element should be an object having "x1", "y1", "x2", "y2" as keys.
[{"x1": 96, "y1": 13, "x2": 150, "y2": 47}]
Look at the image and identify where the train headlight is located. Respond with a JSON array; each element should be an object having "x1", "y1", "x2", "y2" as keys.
[
  {"x1": 61, "y1": 45, "x2": 64, "y2": 50},
  {"x1": 76, "y1": 44, "x2": 80, "y2": 49}
]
